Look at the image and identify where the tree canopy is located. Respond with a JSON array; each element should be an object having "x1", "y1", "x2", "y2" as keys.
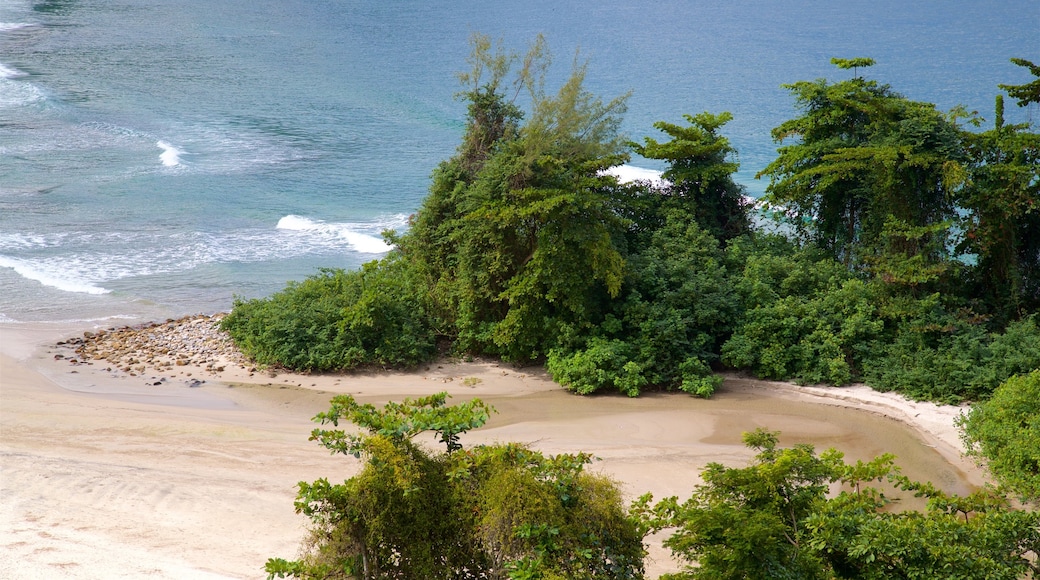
[
  {"x1": 265, "y1": 393, "x2": 645, "y2": 580},
  {"x1": 223, "y1": 45, "x2": 1040, "y2": 497},
  {"x1": 639, "y1": 429, "x2": 1040, "y2": 580}
]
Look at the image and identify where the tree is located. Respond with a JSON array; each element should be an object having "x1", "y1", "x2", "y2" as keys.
[
  {"x1": 999, "y1": 57, "x2": 1040, "y2": 108},
  {"x1": 399, "y1": 35, "x2": 632, "y2": 362},
  {"x1": 958, "y1": 74, "x2": 1040, "y2": 321},
  {"x1": 630, "y1": 112, "x2": 752, "y2": 242},
  {"x1": 640, "y1": 429, "x2": 1040, "y2": 580},
  {"x1": 758, "y1": 59, "x2": 964, "y2": 273},
  {"x1": 265, "y1": 393, "x2": 646, "y2": 580},
  {"x1": 960, "y1": 370, "x2": 1040, "y2": 502}
]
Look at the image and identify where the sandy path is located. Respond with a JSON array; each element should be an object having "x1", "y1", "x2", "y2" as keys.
[{"x1": 0, "y1": 322, "x2": 989, "y2": 579}]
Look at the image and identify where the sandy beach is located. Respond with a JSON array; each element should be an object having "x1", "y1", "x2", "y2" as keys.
[{"x1": 0, "y1": 317, "x2": 990, "y2": 579}]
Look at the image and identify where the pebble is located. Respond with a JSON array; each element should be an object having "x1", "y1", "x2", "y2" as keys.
[{"x1": 63, "y1": 314, "x2": 250, "y2": 384}]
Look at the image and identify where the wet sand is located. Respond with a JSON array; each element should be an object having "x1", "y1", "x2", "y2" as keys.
[{"x1": 0, "y1": 321, "x2": 989, "y2": 579}]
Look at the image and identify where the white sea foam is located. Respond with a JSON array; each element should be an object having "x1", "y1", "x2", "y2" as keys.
[
  {"x1": 0, "y1": 62, "x2": 26, "y2": 79},
  {"x1": 276, "y1": 215, "x2": 395, "y2": 254},
  {"x1": 602, "y1": 164, "x2": 667, "y2": 186},
  {"x1": 157, "y1": 141, "x2": 183, "y2": 166},
  {"x1": 605, "y1": 164, "x2": 762, "y2": 207},
  {"x1": 0, "y1": 255, "x2": 110, "y2": 295},
  {"x1": 0, "y1": 22, "x2": 34, "y2": 32}
]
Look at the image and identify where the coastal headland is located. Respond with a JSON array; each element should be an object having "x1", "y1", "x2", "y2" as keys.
[{"x1": 0, "y1": 315, "x2": 990, "y2": 579}]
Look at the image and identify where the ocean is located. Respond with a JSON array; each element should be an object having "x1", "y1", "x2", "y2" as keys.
[{"x1": 2, "y1": 0, "x2": 1037, "y2": 325}]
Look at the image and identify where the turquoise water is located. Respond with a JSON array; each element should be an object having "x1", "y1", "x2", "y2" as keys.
[{"x1": 1, "y1": 0, "x2": 1037, "y2": 323}]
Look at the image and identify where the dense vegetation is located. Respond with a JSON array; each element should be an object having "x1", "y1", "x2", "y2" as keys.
[
  {"x1": 265, "y1": 393, "x2": 645, "y2": 579},
  {"x1": 640, "y1": 429, "x2": 1040, "y2": 579},
  {"x1": 267, "y1": 397, "x2": 1040, "y2": 580},
  {"x1": 223, "y1": 41, "x2": 1039, "y2": 405},
  {"x1": 225, "y1": 37, "x2": 1040, "y2": 511},
  {"x1": 960, "y1": 369, "x2": 1040, "y2": 502}
]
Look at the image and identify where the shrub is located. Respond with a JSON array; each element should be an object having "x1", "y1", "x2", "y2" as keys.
[
  {"x1": 221, "y1": 255, "x2": 439, "y2": 372},
  {"x1": 960, "y1": 370, "x2": 1040, "y2": 501},
  {"x1": 266, "y1": 394, "x2": 646, "y2": 580}
]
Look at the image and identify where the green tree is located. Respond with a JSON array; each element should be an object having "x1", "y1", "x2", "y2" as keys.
[
  {"x1": 399, "y1": 34, "x2": 631, "y2": 362},
  {"x1": 958, "y1": 87, "x2": 1040, "y2": 321},
  {"x1": 642, "y1": 429, "x2": 837, "y2": 579},
  {"x1": 630, "y1": 112, "x2": 752, "y2": 242},
  {"x1": 759, "y1": 59, "x2": 964, "y2": 273},
  {"x1": 999, "y1": 57, "x2": 1040, "y2": 108},
  {"x1": 640, "y1": 429, "x2": 1040, "y2": 580},
  {"x1": 265, "y1": 393, "x2": 646, "y2": 580},
  {"x1": 960, "y1": 370, "x2": 1040, "y2": 502}
]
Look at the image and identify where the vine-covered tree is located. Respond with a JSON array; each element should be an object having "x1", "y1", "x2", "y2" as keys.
[
  {"x1": 399, "y1": 33, "x2": 631, "y2": 362},
  {"x1": 758, "y1": 58, "x2": 964, "y2": 274},
  {"x1": 958, "y1": 59, "x2": 1040, "y2": 321}
]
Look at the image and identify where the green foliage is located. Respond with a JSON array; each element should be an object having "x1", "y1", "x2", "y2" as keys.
[
  {"x1": 957, "y1": 88, "x2": 1040, "y2": 322},
  {"x1": 641, "y1": 429, "x2": 1040, "y2": 580},
  {"x1": 400, "y1": 34, "x2": 631, "y2": 363},
  {"x1": 722, "y1": 239, "x2": 883, "y2": 385},
  {"x1": 547, "y1": 215, "x2": 734, "y2": 397},
  {"x1": 759, "y1": 59, "x2": 964, "y2": 270},
  {"x1": 221, "y1": 255, "x2": 438, "y2": 372},
  {"x1": 830, "y1": 57, "x2": 876, "y2": 72},
  {"x1": 224, "y1": 45, "x2": 1038, "y2": 411},
  {"x1": 960, "y1": 370, "x2": 1040, "y2": 501},
  {"x1": 645, "y1": 430, "x2": 838, "y2": 579},
  {"x1": 999, "y1": 57, "x2": 1040, "y2": 107},
  {"x1": 631, "y1": 111, "x2": 752, "y2": 241},
  {"x1": 267, "y1": 394, "x2": 646, "y2": 580},
  {"x1": 865, "y1": 314, "x2": 1040, "y2": 402}
]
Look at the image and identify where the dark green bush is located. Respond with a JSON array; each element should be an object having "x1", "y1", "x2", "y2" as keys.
[
  {"x1": 547, "y1": 217, "x2": 734, "y2": 397},
  {"x1": 865, "y1": 314, "x2": 1040, "y2": 402},
  {"x1": 221, "y1": 255, "x2": 439, "y2": 372},
  {"x1": 721, "y1": 242, "x2": 884, "y2": 385},
  {"x1": 960, "y1": 370, "x2": 1040, "y2": 501}
]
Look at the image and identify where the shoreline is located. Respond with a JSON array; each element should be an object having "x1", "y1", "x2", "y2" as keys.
[{"x1": 0, "y1": 315, "x2": 991, "y2": 579}]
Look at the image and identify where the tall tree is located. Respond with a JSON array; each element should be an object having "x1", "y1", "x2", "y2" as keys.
[
  {"x1": 957, "y1": 59, "x2": 1040, "y2": 320},
  {"x1": 630, "y1": 112, "x2": 752, "y2": 242},
  {"x1": 959, "y1": 95, "x2": 1040, "y2": 320},
  {"x1": 400, "y1": 35, "x2": 632, "y2": 361},
  {"x1": 758, "y1": 58, "x2": 964, "y2": 273}
]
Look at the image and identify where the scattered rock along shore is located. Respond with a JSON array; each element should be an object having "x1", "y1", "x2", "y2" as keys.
[{"x1": 55, "y1": 314, "x2": 253, "y2": 383}]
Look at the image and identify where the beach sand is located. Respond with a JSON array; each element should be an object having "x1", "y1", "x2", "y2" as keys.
[{"x1": 0, "y1": 319, "x2": 990, "y2": 579}]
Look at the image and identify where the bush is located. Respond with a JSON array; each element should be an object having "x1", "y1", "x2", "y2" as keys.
[
  {"x1": 960, "y1": 370, "x2": 1040, "y2": 501},
  {"x1": 221, "y1": 255, "x2": 439, "y2": 372},
  {"x1": 721, "y1": 243, "x2": 883, "y2": 385},
  {"x1": 865, "y1": 314, "x2": 1040, "y2": 402},
  {"x1": 266, "y1": 394, "x2": 646, "y2": 580},
  {"x1": 547, "y1": 217, "x2": 733, "y2": 397}
]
